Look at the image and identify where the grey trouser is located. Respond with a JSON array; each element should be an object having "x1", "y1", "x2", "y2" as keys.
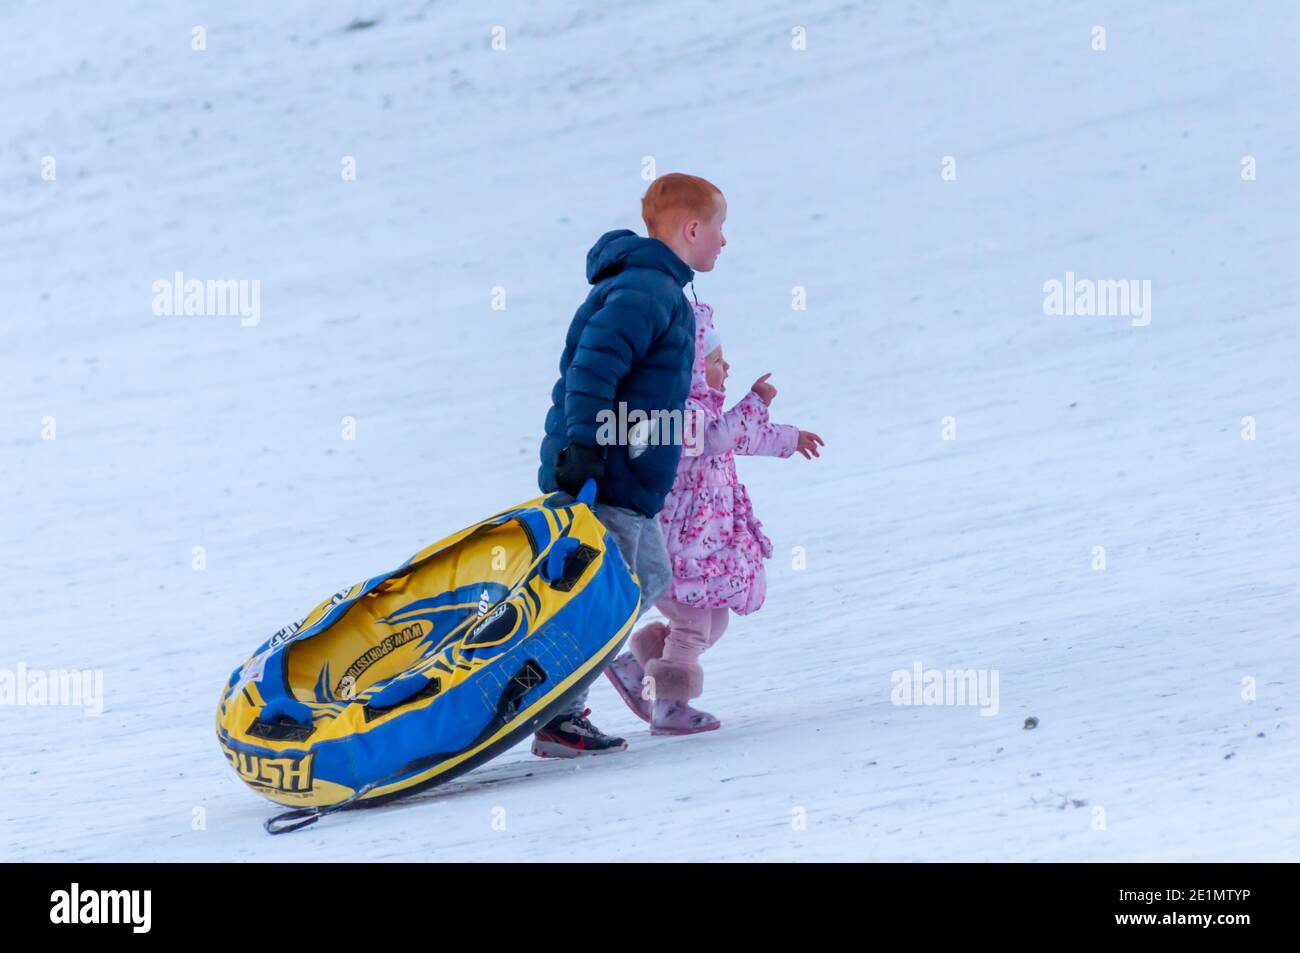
[{"x1": 558, "y1": 502, "x2": 671, "y2": 717}]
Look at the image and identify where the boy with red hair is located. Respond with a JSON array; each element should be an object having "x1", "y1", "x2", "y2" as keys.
[{"x1": 534, "y1": 173, "x2": 727, "y2": 756}]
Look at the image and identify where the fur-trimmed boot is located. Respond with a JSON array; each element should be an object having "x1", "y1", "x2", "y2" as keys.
[
  {"x1": 630, "y1": 620, "x2": 669, "y2": 666},
  {"x1": 644, "y1": 657, "x2": 720, "y2": 736},
  {"x1": 604, "y1": 621, "x2": 669, "y2": 723}
]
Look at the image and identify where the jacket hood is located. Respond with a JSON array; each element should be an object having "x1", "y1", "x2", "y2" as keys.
[
  {"x1": 688, "y1": 301, "x2": 725, "y2": 415},
  {"x1": 586, "y1": 229, "x2": 695, "y2": 287}
]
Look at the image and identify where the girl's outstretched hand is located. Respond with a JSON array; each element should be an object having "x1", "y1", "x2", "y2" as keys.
[
  {"x1": 796, "y1": 431, "x2": 824, "y2": 459},
  {"x1": 750, "y1": 373, "x2": 776, "y2": 405}
]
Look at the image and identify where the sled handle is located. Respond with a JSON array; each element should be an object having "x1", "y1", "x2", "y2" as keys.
[
  {"x1": 541, "y1": 538, "x2": 599, "y2": 591},
  {"x1": 256, "y1": 696, "x2": 314, "y2": 728}
]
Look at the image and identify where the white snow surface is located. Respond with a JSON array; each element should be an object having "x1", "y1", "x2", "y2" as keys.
[{"x1": 1, "y1": 0, "x2": 1297, "y2": 861}]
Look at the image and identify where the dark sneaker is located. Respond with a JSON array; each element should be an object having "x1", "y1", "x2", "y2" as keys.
[{"x1": 531, "y1": 708, "x2": 628, "y2": 758}]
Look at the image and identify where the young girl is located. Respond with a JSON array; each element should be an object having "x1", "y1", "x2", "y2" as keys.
[{"x1": 605, "y1": 301, "x2": 824, "y2": 734}]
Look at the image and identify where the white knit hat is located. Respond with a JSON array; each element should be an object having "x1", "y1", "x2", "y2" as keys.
[{"x1": 701, "y1": 326, "x2": 722, "y2": 356}]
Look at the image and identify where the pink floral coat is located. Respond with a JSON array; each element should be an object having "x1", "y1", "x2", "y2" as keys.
[{"x1": 657, "y1": 302, "x2": 799, "y2": 614}]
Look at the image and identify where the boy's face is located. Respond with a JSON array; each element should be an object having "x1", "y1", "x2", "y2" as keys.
[{"x1": 683, "y1": 198, "x2": 727, "y2": 272}]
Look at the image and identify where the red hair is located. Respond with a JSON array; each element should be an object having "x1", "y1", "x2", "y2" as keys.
[{"x1": 641, "y1": 173, "x2": 724, "y2": 240}]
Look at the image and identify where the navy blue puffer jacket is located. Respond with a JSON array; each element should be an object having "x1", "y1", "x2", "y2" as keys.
[{"x1": 538, "y1": 229, "x2": 696, "y2": 517}]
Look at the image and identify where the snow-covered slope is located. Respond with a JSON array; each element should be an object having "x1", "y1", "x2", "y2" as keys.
[{"x1": 2, "y1": 0, "x2": 1296, "y2": 860}]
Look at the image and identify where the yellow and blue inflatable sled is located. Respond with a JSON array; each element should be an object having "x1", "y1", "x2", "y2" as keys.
[{"x1": 216, "y1": 480, "x2": 639, "y2": 833}]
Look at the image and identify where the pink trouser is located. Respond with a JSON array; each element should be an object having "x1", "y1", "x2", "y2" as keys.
[
  {"x1": 627, "y1": 598, "x2": 730, "y2": 701},
  {"x1": 657, "y1": 598, "x2": 730, "y2": 665}
]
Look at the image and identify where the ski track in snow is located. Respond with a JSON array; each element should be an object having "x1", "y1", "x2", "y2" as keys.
[{"x1": 1, "y1": 0, "x2": 1297, "y2": 860}]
